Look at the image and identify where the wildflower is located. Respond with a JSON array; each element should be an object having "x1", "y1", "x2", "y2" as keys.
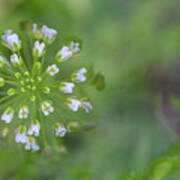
[
  {"x1": 41, "y1": 25, "x2": 57, "y2": 44},
  {"x1": 15, "y1": 126, "x2": 27, "y2": 144},
  {"x1": 0, "y1": 77, "x2": 5, "y2": 87},
  {"x1": 67, "y1": 98, "x2": 81, "y2": 112},
  {"x1": 0, "y1": 56, "x2": 5, "y2": 68},
  {"x1": 56, "y1": 46, "x2": 72, "y2": 62},
  {"x1": 59, "y1": 82, "x2": 74, "y2": 94},
  {"x1": 33, "y1": 41, "x2": 45, "y2": 57},
  {"x1": 81, "y1": 101, "x2": 93, "y2": 113},
  {"x1": 72, "y1": 68, "x2": 87, "y2": 83},
  {"x1": 33, "y1": 24, "x2": 42, "y2": 39},
  {"x1": 70, "y1": 41, "x2": 80, "y2": 54},
  {"x1": 25, "y1": 136, "x2": 40, "y2": 152},
  {"x1": 0, "y1": 23, "x2": 93, "y2": 151},
  {"x1": 28, "y1": 120, "x2": 40, "y2": 137},
  {"x1": 56, "y1": 41, "x2": 80, "y2": 62},
  {"x1": 10, "y1": 53, "x2": 21, "y2": 65},
  {"x1": 2, "y1": 30, "x2": 21, "y2": 51},
  {"x1": 41, "y1": 101, "x2": 54, "y2": 116},
  {"x1": 55, "y1": 124, "x2": 67, "y2": 137},
  {"x1": 19, "y1": 106, "x2": 29, "y2": 119},
  {"x1": 47, "y1": 64, "x2": 59, "y2": 76},
  {"x1": 1, "y1": 107, "x2": 14, "y2": 124}
]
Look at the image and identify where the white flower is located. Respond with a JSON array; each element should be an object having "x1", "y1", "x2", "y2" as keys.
[
  {"x1": 55, "y1": 124, "x2": 66, "y2": 137},
  {"x1": 72, "y1": 68, "x2": 87, "y2": 83},
  {"x1": 41, "y1": 101, "x2": 54, "y2": 116},
  {"x1": 28, "y1": 120, "x2": 40, "y2": 137},
  {"x1": 25, "y1": 136, "x2": 40, "y2": 152},
  {"x1": 33, "y1": 24, "x2": 42, "y2": 39},
  {"x1": 70, "y1": 41, "x2": 80, "y2": 54},
  {"x1": 81, "y1": 101, "x2": 93, "y2": 113},
  {"x1": 19, "y1": 106, "x2": 29, "y2": 119},
  {"x1": 47, "y1": 64, "x2": 59, "y2": 76},
  {"x1": 0, "y1": 77, "x2": 5, "y2": 87},
  {"x1": 56, "y1": 41, "x2": 80, "y2": 62},
  {"x1": 1, "y1": 107, "x2": 14, "y2": 123},
  {"x1": 10, "y1": 53, "x2": 21, "y2": 65},
  {"x1": 56, "y1": 46, "x2": 72, "y2": 62},
  {"x1": 67, "y1": 99, "x2": 81, "y2": 112},
  {"x1": 15, "y1": 126, "x2": 27, "y2": 144},
  {"x1": 2, "y1": 30, "x2": 21, "y2": 51},
  {"x1": 60, "y1": 82, "x2": 74, "y2": 94},
  {"x1": 41, "y1": 25, "x2": 57, "y2": 44},
  {"x1": 33, "y1": 41, "x2": 45, "y2": 57},
  {"x1": 0, "y1": 56, "x2": 5, "y2": 68}
]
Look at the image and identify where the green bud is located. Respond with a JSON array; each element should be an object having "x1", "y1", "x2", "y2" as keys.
[
  {"x1": 0, "y1": 57, "x2": 5, "y2": 68},
  {"x1": 0, "y1": 77, "x2": 5, "y2": 87},
  {"x1": 7, "y1": 88, "x2": 16, "y2": 96},
  {"x1": 30, "y1": 95, "x2": 36, "y2": 102},
  {"x1": 32, "y1": 86, "x2": 36, "y2": 91},
  {"x1": 15, "y1": 72, "x2": 21, "y2": 79},
  {"x1": 34, "y1": 62, "x2": 41, "y2": 71},
  {"x1": 20, "y1": 80, "x2": 25, "y2": 85},
  {"x1": 43, "y1": 86, "x2": 50, "y2": 94},
  {"x1": 27, "y1": 85, "x2": 31, "y2": 89},
  {"x1": 24, "y1": 71, "x2": 30, "y2": 77},
  {"x1": 67, "y1": 122, "x2": 79, "y2": 132},
  {"x1": 20, "y1": 87, "x2": 26, "y2": 92},
  {"x1": 37, "y1": 76, "x2": 42, "y2": 82}
]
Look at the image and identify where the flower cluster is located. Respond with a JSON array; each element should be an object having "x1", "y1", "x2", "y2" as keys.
[{"x1": 0, "y1": 24, "x2": 92, "y2": 152}]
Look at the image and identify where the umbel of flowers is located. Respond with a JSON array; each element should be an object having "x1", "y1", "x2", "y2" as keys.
[{"x1": 0, "y1": 24, "x2": 92, "y2": 152}]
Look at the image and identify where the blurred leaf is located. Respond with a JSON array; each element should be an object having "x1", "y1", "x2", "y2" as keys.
[
  {"x1": 170, "y1": 95, "x2": 180, "y2": 110},
  {"x1": 19, "y1": 20, "x2": 32, "y2": 32}
]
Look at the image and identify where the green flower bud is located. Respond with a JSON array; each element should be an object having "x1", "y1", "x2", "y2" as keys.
[
  {"x1": 7, "y1": 88, "x2": 16, "y2": 96},
  {"x1": 15, "y1": 72, "x2": 21, "y2": 79},
  {"x1": 0, "y1": 77, "x2": 5, "y2": 87}
]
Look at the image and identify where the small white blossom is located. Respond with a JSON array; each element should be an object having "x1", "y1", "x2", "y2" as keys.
[
  {"x1": 41, "y1": 25, "x2": 57, "y2": 44},
  {"x1": 25, "y1": 136, "x2": 40, "y2": 152},
  {"x1": 72, "y1": 68, "x2": 87, "y2": 83},
  {"x1": 15, "y1": 126, "x2": 27, "y2": 144},
  {"x1": 19, "y1": 106, "x2": 29, "y2": 119},
  {"x1": 2, "y1": 30, "x2": 21, "y2": 51},
  {"x1": 67, "y1": 98, "x2": 81, "y2": 112},
  {"x1": 33, "y1": 24, "x2": 42, "y2": 39},
  {"x1": 1, "y1": 107, "x2": 14, "y2": 123},
  {"x1": 56, "y1": 41, "x2": 80, "y2": 62},
  {"x1": 60, "y1": 82, "x2": 74, "y2": 94},
  {"x1": 47, "y1": 64, "x2": 59, "y2": 76},
  {"x1": 0, "y1": 77, "x2": 5, "y2": 87},
  {"x1": 28, "y1": 120, "x2": 40, "y2": 137},
  {"x1": 70, "y1": 41, "x2": 80, "y2": 54},
  {"x1": 41, "y1": 101, "x2": 54, "y2": 116},
  {"x1": 55, "y1": 124, "x2": 66, "y2": 137},
  {"x1": 56, "y1": 46, "x2": 72, "y2": 62},
  {"x1": 0, "y1": 56, "x2": 5, "y2": 68},
  {"x1": 81, "y1": 101, "x2": 93, "y2": 113},
  {"x1": 33, "y1": 41, "x2": 45, "y2": 57},
  {"x1": 10, "y1": 53, "x2": 21, "y2": 65}
]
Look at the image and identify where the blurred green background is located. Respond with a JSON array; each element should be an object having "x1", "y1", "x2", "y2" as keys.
[{"x1": 0, "y1": 0, "x2": 180, "y2": 179}]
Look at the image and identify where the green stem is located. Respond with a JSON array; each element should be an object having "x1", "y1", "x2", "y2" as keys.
[{"x1": 0, "y1": 73, "x2": 14, "y2": 80}]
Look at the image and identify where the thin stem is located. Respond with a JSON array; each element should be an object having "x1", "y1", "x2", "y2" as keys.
[
  {"x1": 6, "y1": 80, "x2": 19, "y2": 86},
  {"x1": 17, "y1": 50, "x2": 29, "y2": 73},
  {"x1": 0, "y1": 73, "x2": 14, "y2": 80},
  {"x1": 46, "y1": 92, "x2": 67, "y2": 102},
  {"x1": 0, "y1": 95, "x2": 13, "y2": 104}
]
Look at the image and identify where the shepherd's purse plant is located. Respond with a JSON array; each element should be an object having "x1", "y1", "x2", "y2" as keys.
[{"x1": 0, "y1": 23, "x2": 93, "y2": 152}]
